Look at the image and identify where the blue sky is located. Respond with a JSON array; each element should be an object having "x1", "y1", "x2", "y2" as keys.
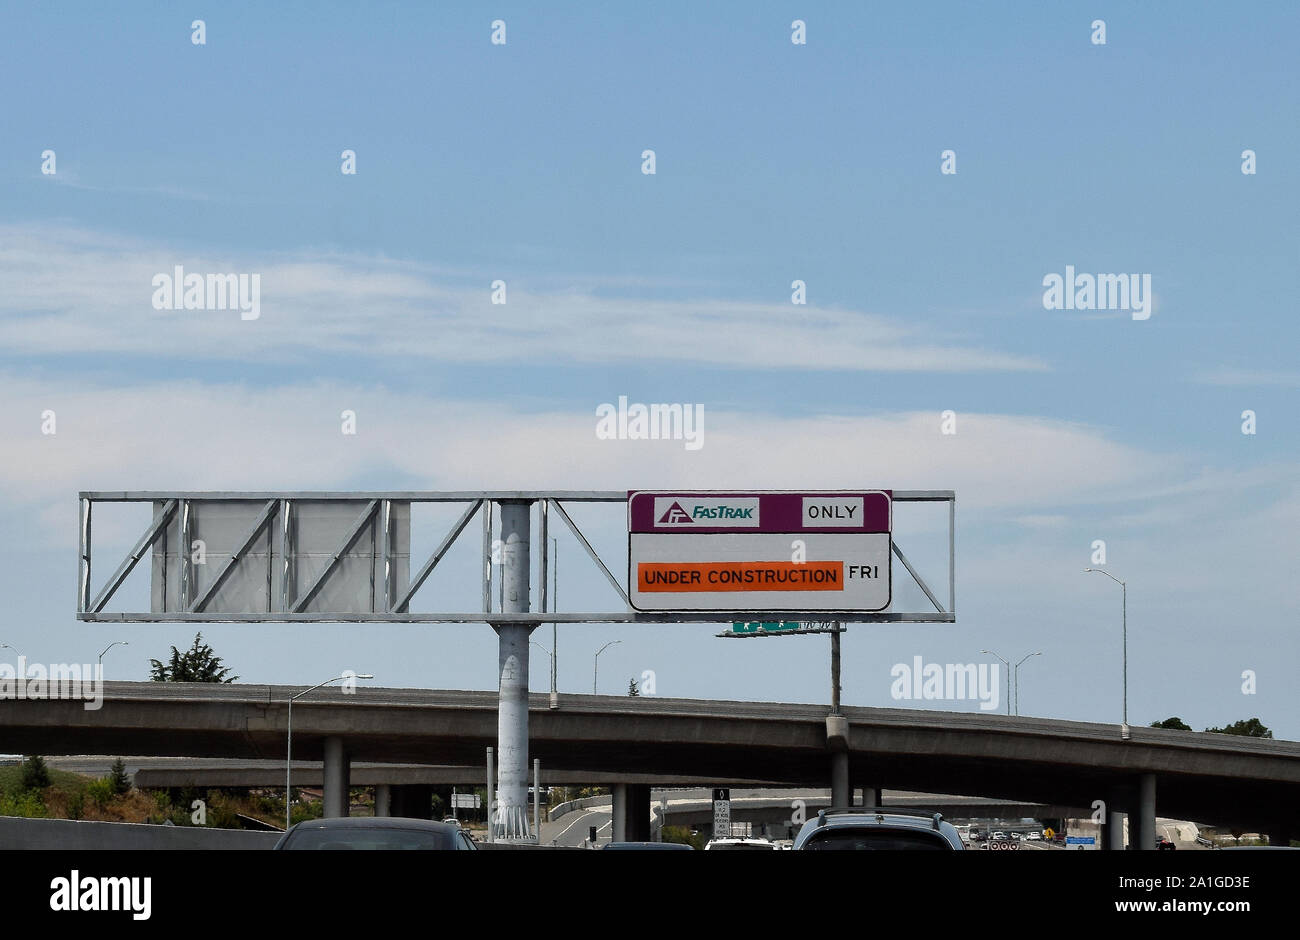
[{"x1": 1, "y1": 3, "x2": 1297, "y2": 739}]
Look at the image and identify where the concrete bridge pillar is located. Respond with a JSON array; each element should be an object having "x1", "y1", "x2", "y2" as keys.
[
  {"x1": 827, "y1": 715, "x2": 850, "y2": 807},
  {"x1": 374, "y1": 784, "x2": 391, "y2": 817},
  {"x1": 1103, "y1": 786, "x2": 1127, "y2": 850},
  {"x1": 611, "y1": 783, "x2": 651, "y2": 842},
  {"x1": 830, "y1": 752, "x2": 851, "y2": 807},
  {"x1": 858, "y1": 786, "x2": 881, "y2": 808},
  {"x1": 322, "y1": 736, "x2": 350, "y2": 818},
  {"x1": 389, "y1": 784, "x2": 434, "y2": 819},
  {"x1": 1136, "y1": 773, "x2": 1156, "y2": 850}
]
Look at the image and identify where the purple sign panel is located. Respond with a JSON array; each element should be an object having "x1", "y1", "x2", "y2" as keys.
[{"x1": 628, "y1": 491, "x2": 892, "y2": 535}]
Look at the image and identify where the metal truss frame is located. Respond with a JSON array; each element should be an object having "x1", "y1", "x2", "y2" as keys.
[{"x1": 78, "y1": 490, "x2": 955, "y2": 624}]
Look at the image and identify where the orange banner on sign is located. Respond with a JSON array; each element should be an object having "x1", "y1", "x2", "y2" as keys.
[{"x1": 636, "y1": 561, "x2": 843, "y2": 592}]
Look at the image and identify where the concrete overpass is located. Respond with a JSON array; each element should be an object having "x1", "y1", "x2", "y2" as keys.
[{"x1": 4, "y1": 682, "x2": 1298, "y2": 846}]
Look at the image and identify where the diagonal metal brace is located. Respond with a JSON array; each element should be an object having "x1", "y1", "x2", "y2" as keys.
[
  {"x1": 290, "y1": 500, "x2": 379, "y2": 613},
  {"x1": 892, "y1": 541, "x2": 945, "y2": 613},
  {"x1": 89, "y1": 499, "x2": 178, "y2": 613},
  {"x1": 393, "y1": 499, "x2": 483, "y2": 614},
  {"x1": 548, "y1": 498, "x2": 631, "y2": 607},
  {"x1": 189, "y1": 500, "x2": 279, "y2": 613}
]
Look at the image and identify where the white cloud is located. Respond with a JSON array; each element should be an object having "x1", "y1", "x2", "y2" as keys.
[
  {"x1": 0, "y1": 372, "x2": 1199, "y2": 543},
  {"x1": 0, "y1": 224, "x2": 1046, "y2": 373}
]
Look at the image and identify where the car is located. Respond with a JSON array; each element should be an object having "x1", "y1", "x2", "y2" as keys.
[
  {"x1": 274, "y1": 816, "x2": 477, "y2": 850},
  {"x1": 792, "y1": 809, "x2": 965, "y2": 850},
  {"x1": 1026, "y1": 831, "x2": 1042, "y2": 842},
  {"x1": 602, "y1": 841, "x2": 695, "y2": 850},
  {"x1": 1156, "y1": 836, "x2": 1177, "y2": 851},
  {"x1": 704, "y1": 838, "x2": 781, "y2": 851},
  {"x1": 992, "y1": 830, "x2": 1007, "y2": 840}
]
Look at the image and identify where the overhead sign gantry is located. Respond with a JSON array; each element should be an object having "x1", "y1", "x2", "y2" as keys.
[{"x1": 76, "y1": 488, "x2": 954, "y2": 843}]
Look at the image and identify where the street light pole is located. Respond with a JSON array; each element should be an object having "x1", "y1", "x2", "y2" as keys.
[
  {"x1": 593, "y1": 640, "x2": 621, "y2": 694},
  {"x1": 1085, "y1": 568, "x2": 1128, "y2": 738},
  {"x1": 531, "y1": 641, "x2": 555, "y2": 692},
  {"x1": 98, "y1": 640, "x2": 129, "y2": 672},
  {"x1": 286, "y1": 672, "x2": 374, "y2": 831},
  {"x1": 980, "y1": 649, "x2": 1011, "y2": 716},
  {"x1": 1013, "y1": 651, "x2": 1043, "y2": 716}
]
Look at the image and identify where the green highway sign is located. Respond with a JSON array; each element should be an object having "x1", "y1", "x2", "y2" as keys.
[{"x1": 731, "y1": 621, "x2": 803, "y2": 634}]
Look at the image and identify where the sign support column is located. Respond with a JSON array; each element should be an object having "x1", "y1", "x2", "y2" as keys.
[{"x1": 493, "y1": 499, "x2": 533, "y2": 842}]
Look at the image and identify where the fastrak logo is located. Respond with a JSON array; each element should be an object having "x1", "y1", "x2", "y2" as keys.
[
  {"x1": 657, "y1": 502, "x2": 693, "y2": 524},
  {"x1": 651, "y1": 497, "x2": 760, "y2": 528}
]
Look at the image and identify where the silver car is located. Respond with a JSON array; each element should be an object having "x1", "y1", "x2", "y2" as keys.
[{"x1": 793, "y1": 809, "x2": 965, "y2": 850}]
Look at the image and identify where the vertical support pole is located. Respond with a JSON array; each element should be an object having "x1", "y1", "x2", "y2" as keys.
[
  {"x1": 830, "y1": 752, "x2": 850, "y2": 808},
  {"x1": 538, "y1": 501, "x2": 548, "y2": 632},
  {"x1": 482, "y1": 500, "x2": 494, "y2": 613},
  {"x1": 494, "y1": 500, "x2": 532, "y2": 842},
  {"x1": 323, "y1": 736, "x2": 349, "y2": 818},
  {"x1": 1106, "y1": 809, "x2": 1126, "y2": 850},
  {"x1": 374, "y1": 784, "x2": 391, "y2": 817},
  {"x1": 948, "y1": 494, "x2": 956, "y2": 614},
  {"x1": 486, "y1": 746, "x2": 494, "y2": 844},
  {"x1": 1137, "y1": 773, "x2": 1156, "y2": 851},
  {"x1": 612, "y1": 783, "x2": 627, "y2": 843},
  {"x1": 830, "y1": 622, "x2": 841, "y2": 714},
  {"x1": 78, "y1": 498, "x2": 92, "y2": 613}
]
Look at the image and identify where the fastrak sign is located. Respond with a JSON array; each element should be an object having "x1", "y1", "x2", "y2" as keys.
[{"x1": 628, "y1": 490, "x2": 891, "y2": 613}]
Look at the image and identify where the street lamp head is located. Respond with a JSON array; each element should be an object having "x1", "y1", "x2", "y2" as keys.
[
  {"x1": 1083, "y1": 567, "x2": 1094, "y2": 572},
  {"x1": 356, "y1": 674, "x2": 374, "y2": 679}
]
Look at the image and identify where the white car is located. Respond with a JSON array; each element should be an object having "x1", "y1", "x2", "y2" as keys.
[
  {"x1": 992, "y1": 830, "x2": 1007, "y2": 840},
  {"x1": 1026, "y1": 831, "x2": 1043, "y2": 842}
]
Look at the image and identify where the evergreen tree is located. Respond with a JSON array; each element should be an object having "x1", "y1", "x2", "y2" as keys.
[
  {"x1": 149, "y1": 633, "x2": 238, "y2": 682},
  {"x1": 20, "y1": 755, "x2": 50, "y2": 790},
  {"x1": 109, "y1": 757, "x2": 131, "y2": 795}
]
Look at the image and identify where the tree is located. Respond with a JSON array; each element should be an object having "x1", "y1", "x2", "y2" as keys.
[
  {"x1": 20, "y1": 755, "x2": 50, "y2": 790},
  {"x1": 109, "y1": 757, "x2": 131, "y2": 795},
  {"x1": 628, "y1": 678, "x2": 640, "y2": 697},
  {"x1": 149, "y1": 633, "x2": 238, "y2": 683},
  {"x1": 1150, "y1": 717, "x2": 1192, "y2": 731},
  {"x1": 1205, "y1": 717, "x2": 1272, "y2": 738}
]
